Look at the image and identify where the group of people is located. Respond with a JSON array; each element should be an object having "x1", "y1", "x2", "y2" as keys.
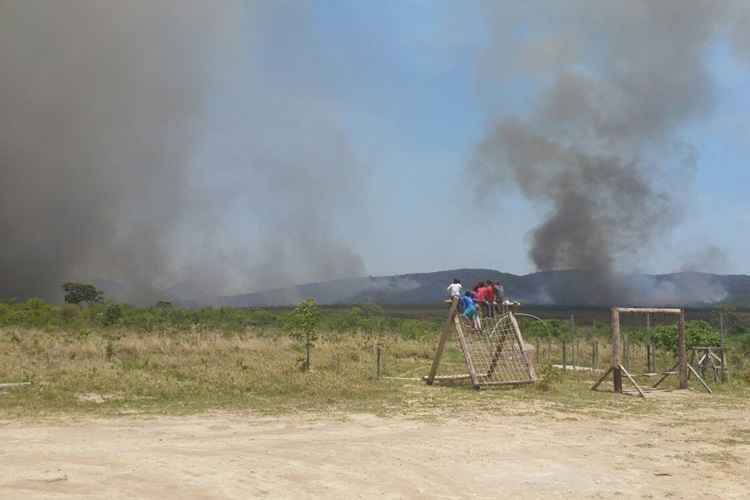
[{"x1": 446, "y1": 278, "x2": 505, "y2": 331}]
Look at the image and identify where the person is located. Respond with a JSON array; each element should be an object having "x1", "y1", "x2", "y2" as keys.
[
  {"x1": 472, "y1": 282, "x2": 485, "y2": 314},
  {"x1": 460, "y1": 290, "x2": 481, "y2": 331},
  {"x1": 483, "y1": 280, "x2": 496, "y2": 318},
  {"x1": 492, "y1": 280, "x2": 504, "y2": 313},
  {"x1": 446, "y1": 279, "x2": 463, "y2": 301},
  {"x1": 446, "y1": 278, "x2": 463, "y2": 314}
]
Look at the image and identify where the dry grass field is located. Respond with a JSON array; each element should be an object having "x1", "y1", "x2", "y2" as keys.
[{"x1": 1, "y1": 325, "x2": 749, "y2": 498}]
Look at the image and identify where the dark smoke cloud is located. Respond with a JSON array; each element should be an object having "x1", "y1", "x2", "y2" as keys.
[
  {"x1": 472, "y1": 0, "x2": 748, "y2": 305},
  {"x1": 0, "y1": 1, "x2": 367, "y2": 303}
]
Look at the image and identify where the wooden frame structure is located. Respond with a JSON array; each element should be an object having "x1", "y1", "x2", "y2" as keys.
[
  {"x1": 592, "y1": 307, "x2": 711, "y2": 397},
  {"x1": 424, "y1": 299, "x2": 536, "y2": 390}
]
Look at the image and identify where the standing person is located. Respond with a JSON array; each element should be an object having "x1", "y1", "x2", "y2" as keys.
[
  {"x1": 483, "y1": 280, "x2": 496, "y2": 318},
  {"x1": 472, "y1": 282, "x2": 485, "y2": 316},
  {"x1": 446, "y1": 279, "x2": 463, "y2": 311},
  {"x1": 492, "y1": 281, "x2": 505, "y2": 313},
  {"x1": 460, "y1": 290, "x2": 481, "y2": 332}
]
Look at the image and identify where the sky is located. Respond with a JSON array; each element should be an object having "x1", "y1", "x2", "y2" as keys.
[
  {"x1": 253, "y1": 0, "x2": 750, "y2": 278},
  {"x1": 3, "y1": 0, "x2": 750, "y2": 301}
]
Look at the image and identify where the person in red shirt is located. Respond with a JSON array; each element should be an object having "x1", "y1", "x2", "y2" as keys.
[{"x1": 483, "y1": 281, "x2": 496, "y2": 318}]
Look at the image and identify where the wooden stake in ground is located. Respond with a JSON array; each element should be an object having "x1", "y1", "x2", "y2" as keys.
[
  {"x1": 612, "y1": 308, "x2": 623, "y2": 393},
  {"x1": 678, "y1": 310, "x2": 688, "y2": 390},
  {"x1": 425, "y1": 299, "x2": 457, "y2": 385}
]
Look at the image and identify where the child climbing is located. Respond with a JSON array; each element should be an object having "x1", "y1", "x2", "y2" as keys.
[{"x1": 460, "y1": 290, "x2": 481, "y2": 331}]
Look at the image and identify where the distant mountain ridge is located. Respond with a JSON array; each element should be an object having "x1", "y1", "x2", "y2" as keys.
[{"x1": 215, "y1": 269, "x2": 750, "y2": 308}]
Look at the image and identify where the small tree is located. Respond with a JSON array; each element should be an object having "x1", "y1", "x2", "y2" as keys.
[
  {"x1": 285, "y1": 298, "x2": 320, "y2": 371},
  {"x1": 62, "y1": 282, "x2": 103, "y2": 306}
]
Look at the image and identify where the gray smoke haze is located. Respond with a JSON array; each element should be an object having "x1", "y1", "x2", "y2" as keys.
[
  {"x1": 0, "y1": 1, "x2": 366, "y2": 303},
  {"x1": 472, "y1": 0, "x2": 749, "y2": 305}
]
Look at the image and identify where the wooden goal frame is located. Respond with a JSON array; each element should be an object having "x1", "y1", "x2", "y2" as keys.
[{"x1": 591, "y1": 307, "x2": 711, "y2": 397}]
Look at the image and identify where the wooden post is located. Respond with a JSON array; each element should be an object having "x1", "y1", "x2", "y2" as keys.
[
  {"x1": 719, "y1": 311, "x2": 727, "y2": 382},
  {"x1": 508, "y1": 312, "x2": 536, "y2": 381},
  {"x1": 623, "y1": 331, "x2": 630, "y2": 371},
  {"x1": 454, "y1": 317, "x2": 480, "y2": 390},
  {"x1": 592, "y1": 340, "x2": 599, "y2": 371},
  {"x1": 547, "y1": 338, "x2": 552, "y2": 363},
  {"x1": 678, "y1": 309, "x2": 688, "y2": 390},
  {"x1": 570, "y1": 314, "x2": 576, "y2": 371},
  {"x1": 305, "y1": 332, "x2": 311, "y2": 372},
  {"x1": 562, "y1": 339, "x2": 567, "y2": 372},
  {"x1": 612, "y1": 308, "x2": 622, "y2": 393},
  {"x1": 376, "y1": 346, "x2": 383, "y2": 379},
  {"x1": 426, "y1": 299, "x2": 457, "y2": 385},
  {"x1": 646, "y1": 313, "x2": 655, "y2": 374}
]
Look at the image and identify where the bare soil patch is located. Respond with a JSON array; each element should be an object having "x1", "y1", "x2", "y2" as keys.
[{"x1": 1, "y1": 403, "x2": 748, "y2": 499}]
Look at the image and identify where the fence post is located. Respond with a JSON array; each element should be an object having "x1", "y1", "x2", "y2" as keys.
[
  {"x1": 623, "y1": 331, "x2": 630, "y2": 371},
  {"x1": 562, "y1": 339, "x2": 567, "y2": 372},
  {"x1": 678, "y1": 309, "x2": 688, "y2": 390},
  {"x1": 570, "y1": 314, "x2": 576, "y2": 371},
  {"x1": 719, "y1": 311, "x2": 728, "y2": 382},
  {"x1": 592, "y1": 340, "x2": 599, "y2": 371},
  {"x1": 646, "y1": 312, "x2": 656, "y2": 374},
  {"x1": 612, "y1": 308, "x2": 623, "y2": 393},
  {"x1": 376, "y1": 345, "x2": 383, "y2": 379}
]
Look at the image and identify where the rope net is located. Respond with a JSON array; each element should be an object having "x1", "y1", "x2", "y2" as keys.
[{"x1": 454, "y1": 312, "x2": 535, "y2": 385}]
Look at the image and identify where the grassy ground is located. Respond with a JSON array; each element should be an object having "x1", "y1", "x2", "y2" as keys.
[{"x1": 2, "y1": 326, "x2": 748, "y2": 419}]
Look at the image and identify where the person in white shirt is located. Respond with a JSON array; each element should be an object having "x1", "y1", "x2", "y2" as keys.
[{"x1": 446, "y1": 279, "x2": 463, "y2": 302}]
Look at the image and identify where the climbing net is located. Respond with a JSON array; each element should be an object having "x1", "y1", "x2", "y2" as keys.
[{"x1": 454, "y1": 312, "x2": 536, "y2": 386}]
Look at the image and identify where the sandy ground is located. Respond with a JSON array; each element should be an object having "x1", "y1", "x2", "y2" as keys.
[{"x1": 1, "y1": 403, "x2": 749, "y2": 499}]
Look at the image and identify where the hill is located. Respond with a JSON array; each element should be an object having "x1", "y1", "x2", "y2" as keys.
[{"x1": 216, "y1": 269, "x2": 750, "y2": 308}]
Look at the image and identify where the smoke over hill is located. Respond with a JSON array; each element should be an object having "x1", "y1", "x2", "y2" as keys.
[{"x1": 471, "y1": 1, "x2": 750, "y2": 305}]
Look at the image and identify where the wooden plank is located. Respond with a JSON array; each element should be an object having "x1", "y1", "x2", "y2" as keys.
[
  {"x1": 653, "y1": 362, "x2": 679, "y2": 388},
  {"x1": 454, "y1": 315, "x2": 480, "y2": 390},
  {"x1": 678, "y1": 310, "x2": 688, "y2": 390},
  {"x1": 720, "y1": 312, "x2": 728, "y2": 382},
  {"x1": 687, "y1": 364, "x2": 713, "y2": 394},
  {"x1": 619, "y1": 364, "x2": 645, "y2": 398},
  {"x1": 591, "y1": 366, "x2": 614, "y2": 391},
  {"x1": 426, "y1": 374, "x2": 472, "y2": 381},
  {"x1": 425, "y1": 299, "x2": 457, "y2": 385},
  {"x1": 612, "y1": 308, "x2": 623, "y2": 393},
  {"x1": 509, "y1": 312, "x2": 535, "y2": 381},
  {"x1": 480, "y1": 379, "x2": 536, "y2": 387},
  {"x1": 614, "y1": 308, "x2": 682, "y2": 314},
  {"x1": 0, "y1": 382, "x2": 31, "y2": 389}
]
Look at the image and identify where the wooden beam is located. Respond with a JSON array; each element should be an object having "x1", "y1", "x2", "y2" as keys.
[
  {"x1": 678, "y1": 309, "x2": 688, "y2": 390},
  {"x1": 454, "y1": 316, "x2": 480, "y2": 390},
  {"x1": 687, "y1": 364, "x2": 713, "y2": 394},
  {"x1": 509, "y1": 312, "x2": 535, "y2": 381},
  {"x1": 0, "y1": 382, "x2": 31, "y2": 389},
  {"x1": 614, "y1": 308, "x2": 682, "y2": 314},
  {"x1": 612, "y1": 308, "x2": 623, "y2": 393},
  {"x1": 425, "y1": 299, "x2": 457, "y2": 385},
  {"x1": 653, "y1": 362, "x2": 679, "y2": 389},
  {"x1": 619, "y1": 364, "x2": 645, "y2": 398},
  {"x1": 591, "y1": 366, "x2": 614, "y2": 391}
]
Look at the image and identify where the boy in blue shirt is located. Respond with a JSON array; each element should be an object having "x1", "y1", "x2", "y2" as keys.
[{"x1": 460, "y1": 291, "x2": 481, "y2": 332}]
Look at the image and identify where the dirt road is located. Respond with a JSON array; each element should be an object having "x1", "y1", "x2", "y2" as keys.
[{"x1": 1, "y1": 405, "x2": 748, "y2": 499}]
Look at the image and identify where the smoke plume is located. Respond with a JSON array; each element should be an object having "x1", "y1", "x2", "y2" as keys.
[
  {"x1": 0, "y1": 1, "x2": 366, "y2": 303},
  {"x1": 472, "y1": 0, "x2": 749, "y2": 304}
]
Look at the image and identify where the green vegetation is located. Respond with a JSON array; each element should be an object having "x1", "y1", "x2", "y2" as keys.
[{"x1": 1, "y1": 297, "x2": 749, "y2": 418}]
